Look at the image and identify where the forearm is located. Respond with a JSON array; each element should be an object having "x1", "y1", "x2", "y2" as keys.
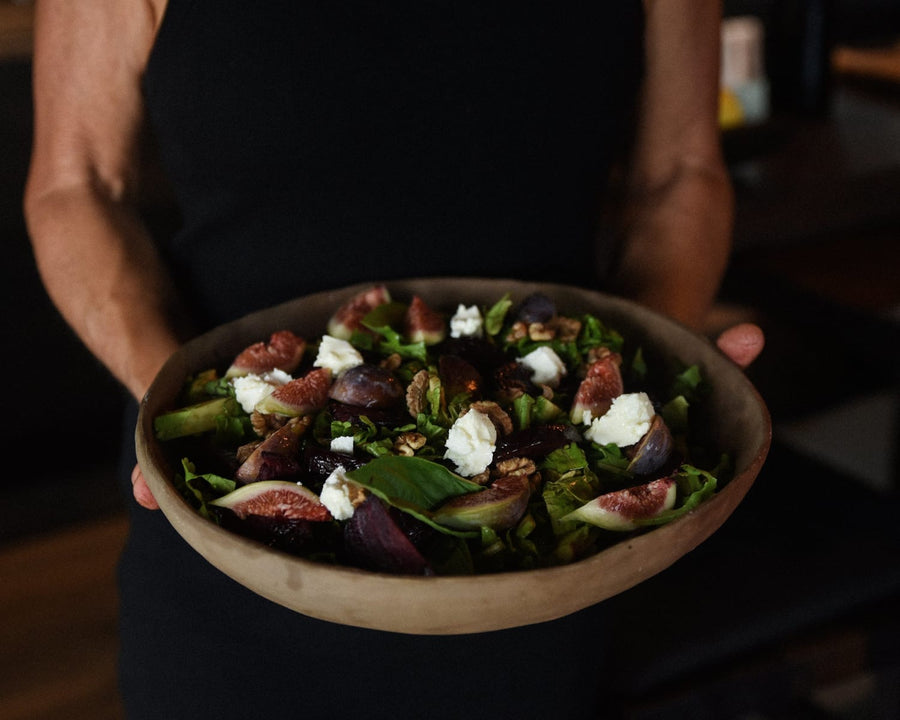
[{"x1": 25, "y1": 185, "x2": 187, "y2": 400}]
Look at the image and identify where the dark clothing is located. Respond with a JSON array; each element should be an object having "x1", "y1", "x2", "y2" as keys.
[{"x1": 123, "y1": 2, "x2": 644, "y2": 717}]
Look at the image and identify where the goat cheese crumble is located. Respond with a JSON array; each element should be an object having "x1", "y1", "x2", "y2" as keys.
[
  {"x1": 314, "y1": 335, "x2": 365, "y2": 375},
  {"x1": 231, "y1": 369, "x2": 292, "y2": 413},
  {"x1": 444, "y1": 409, "x2": 496, "y2": 477},
  {"x1": 518, "y1": 346, "x2": 567, "y2": 388},
  {"x1": 584, "y1": 392, "x2": 655, "y2": 447},
  {"x1": 449, "y1": 304, "x2": 484, "y2": 338}
]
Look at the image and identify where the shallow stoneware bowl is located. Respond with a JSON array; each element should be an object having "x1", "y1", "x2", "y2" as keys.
[{"x1": 136, "y1": 278, "x2": 771, "y2": 635}]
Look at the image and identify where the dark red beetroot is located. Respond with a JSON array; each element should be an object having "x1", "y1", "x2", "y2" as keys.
[
  {"x1": 493, "y1": 424, "x2": 575, "y2": 462},
  {"x1": 438, "y1": 354, "x2": 483, "y2": 401},
  {"x1": 342, "y1": 496, "x2": 433, "y2": 575}
]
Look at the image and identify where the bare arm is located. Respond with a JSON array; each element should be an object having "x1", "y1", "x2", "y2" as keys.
[
  {"x1": 610, "y1": 0, "x2": 733, "y2": 331},
  {"x1": 24, "y1": 0, "x2": 185, "y2": 402}
]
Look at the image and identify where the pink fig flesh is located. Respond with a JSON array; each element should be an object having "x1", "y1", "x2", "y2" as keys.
[{"x1": 564, "y1": 477, "x2": 677, "y2": 531}]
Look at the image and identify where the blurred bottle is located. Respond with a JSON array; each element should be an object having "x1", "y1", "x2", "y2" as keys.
[{"x1": 721, "y1": 15, "x2": 771, "y2": 128}]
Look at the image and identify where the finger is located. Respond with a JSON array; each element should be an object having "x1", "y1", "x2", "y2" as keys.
[
  {"x1": 716, "y1": 322, "x2": 764, "y2": 369},
  {"x1": 131, "y1": 463, "x2": 160, "y2": 510}
]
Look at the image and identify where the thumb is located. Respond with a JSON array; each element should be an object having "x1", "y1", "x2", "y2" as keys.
[
  {"x1": 716, "y1": 323, "x2": 765, "y2": 369},
  {"x1": 131, "y1": 463, "x2": 160, "y2": 510}
]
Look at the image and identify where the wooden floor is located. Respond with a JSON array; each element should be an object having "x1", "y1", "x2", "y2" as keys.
[{"x1": 0, "y1": 515, "x2": 128, "y2": 720}]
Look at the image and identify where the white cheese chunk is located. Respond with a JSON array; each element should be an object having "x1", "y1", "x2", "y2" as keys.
[
  {"x1": 314, "y1": 335, "x2": 364, "y2": 375},
  {"x1": 330, "y1": 435, "x2": 355, "y2": 455},
  {"x1": 444, "y1": 409, "x2": 496, "y2": 477},
  {"x1": 320, "y1": 466, "x2": 361, "y2": 521},
  {"x1": 584, "y1": 392, "x2": 655, "y2": 447},
  {"x1": 231, "y1": 369, "x2": 292, "y2": 413},
  {"x1": 449, "y1": 304, "x2": 484, "y2": 339},
  {"x1": 517, "y1": 346, "x2": 567, "y2": 388}
]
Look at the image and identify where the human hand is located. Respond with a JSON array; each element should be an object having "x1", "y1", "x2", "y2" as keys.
[
  {"x1": 131, "y1": 463, "x2": 160, "y2": 510},
  {"x1": 715, "y1": 322, "x2": 764, "y2": 369}
]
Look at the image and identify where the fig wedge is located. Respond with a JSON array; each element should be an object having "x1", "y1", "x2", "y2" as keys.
[
  {"x1": 235, "y1": 416, "x2": 310, "y2": 483},
  {"x1": 327, "y1": 285, "x2": 391, "y2": 340},
  {"x1": 569, "y1": 352, "x2": 624, "y2": 424},
  {"x1": 432, "y1": 475, "x2": 530, "y2": 531},
  {"x1": 210, "y1": 480, "x2": 332, "y2": 522},
  {"x1": 404, "y1": 295, "x2": 446, "y2": 345},
  {"x1": 563, "y1": 477, "x2": 677, "y2": 531},
  {"x1": 255, "y1": 368, "x2": 332, "y2": 416},
  {"x1": 225, "y1": 330, "x2": 306, "y2": 378},
  {"x1": 626, "y1": 414, "x2": 674, "y2": 477}
]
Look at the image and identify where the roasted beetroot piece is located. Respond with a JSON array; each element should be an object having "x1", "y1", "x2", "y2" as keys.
[
  {"x1": 327, "y1": 285, "x2": 392, "y2": 340},
  {"x1": 404, "y1": 295, "x2": 446, "y2": 345},
  {"x1": 493, "y1": 361, "x2": 538, "y2": 402},
  {"x1": 342, "y1": 497, "x2": 433, "y2": 575},
  {"x1": 437, "y1": 337, "x2": 509, "y2": 373},
  {"x1": 328, "y1": 364, "x2": 404, "y2": 409},
  {"x1": 235, "y1": 417, "x2": 309, "y2": 483},
  {"x1": 225, "y1": 330, "x2": 306, "y2": 378},
  {"x1": 626, "y1": 415, "x2": 674, "y2": 477},
  {"x1": 432, "y1": 476, "x2": 530, "y2": 531},
  {"x1": 438, "y1": 354, "x2": 483, "y2": 401},
  {"x1": 515, "y1": 292, "x2": 556, "y2": 324},
  {"x1": 494, "y1": 424, "x2": 575, "y2": 463},
  {"x1": 302, "y1": 443, "x2": 366, "y2": 483}
]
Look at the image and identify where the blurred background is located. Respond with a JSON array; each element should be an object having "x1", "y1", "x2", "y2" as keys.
[{"x1": 1, "y1": 1, "x2": 898, "y2": 718}]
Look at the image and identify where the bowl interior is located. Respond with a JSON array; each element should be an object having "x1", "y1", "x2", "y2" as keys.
[{"x1": 136, "y1": 278, "x2": 771, "y2": 635}]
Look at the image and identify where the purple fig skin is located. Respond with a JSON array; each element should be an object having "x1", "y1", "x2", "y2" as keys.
[
  {"x1": 328, "y1": 401, "x2": 409, "y2": 428},
  {"x1": 515, "y1": 293, "x2": 557, "y2": 324},
  {"x1": 235, "y1": 417, "x2": 308, "y2": 483},
  {"x1": 432, "y1": 475, "x2": 531, "y2": 531},
  {"x1": 328, "y1": 364, "x2": 404, "y2": 409},
  {"x1": 342, "y1": 497, "x2": 433, "y2": 576},
  {"x1": 626, "y1": 415, "x2": 674, "y2": 476}
]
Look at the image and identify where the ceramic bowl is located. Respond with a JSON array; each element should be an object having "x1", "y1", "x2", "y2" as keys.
[{"x1": 136, "y1": 278, "x2": 770, "y2": 634}]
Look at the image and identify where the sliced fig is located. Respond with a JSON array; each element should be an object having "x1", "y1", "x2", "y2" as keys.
[
  {"x1": 210, "y1": 480, "x2": 332, "y2": 522},
  {"x1": 342, "y1": 496, "x2": 433, "y2": 575},
  {"x1": 404, "y1": 295, "x2": 446, "y2": 345},
  {"x1": 515, "y1": 292, "x2": 556, "y2": 324},
  {"x1": 570, "y1": 352, "x2": 624, "y2": 424},
  {"x1": 255, "y1": 367, "x2": 332, "y2": 416},
  {"x1": 225, "y1": 330, "x2": 306, "y2": 378},
  {"x1": 328, "y1": 364, "x2": 404, "y2": 409},
  {"x1": 326, "y1": 285, "x2": 391, "y2": 340},
  {"x1": 563, "y1": 477, "x2": 677, "y2": 531},
  {"x1": 438, "y1": 354, "x2": 483, "y2": 401},
  {"x1": 493, "y1": 424, "x2": 575, "y2": 462},
  {"x1": 626, "y1": 414, "x2": 674, "y2": 476},
  {"x1": 432, "y1": 475, "x2": 530, "y2": 531},
  {"x1": 235, "y1": 416, "x2": 310, "y2": 483}
]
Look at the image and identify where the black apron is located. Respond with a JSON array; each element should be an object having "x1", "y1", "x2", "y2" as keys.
[{"x1": 122, "y1": 2, "x2": 644, "y2": 717}]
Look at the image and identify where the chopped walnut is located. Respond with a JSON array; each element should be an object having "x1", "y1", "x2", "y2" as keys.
[
  {"x1": 493, "y1": 457, "x2": 541, "y2": 492},
  {"x1": 250, "y1": 411, "x2": 289, "y2": 437},
  {"x1": 552, "y1": 316, "x2": 582, "y2": 343},
  {"x1": 505, "y1": 321, "x2": 528, "y2": 343},
  {"x1": 380, "y1": 353, "x2": 403, "y2": 372},
  {"x1": 468, "y1": 400, "x2": 513, "y2": 436},
  {"x1": 406, "y1": 369, "x2": 430, "y2": 418},
  {"x1": 527, "y1": 322, "x2": 555, "y2": 341},
  {"x1": 494, "y1": 457, "x2": 537, "y2": 478},
  {"x1": 469, "y1": 470, "x2": 492, "y2": 486},
  {"x1": 393, "y1": 431, "x2": 427, "y2": 456},
  {"x1": 586, "y1": 345, "x2": 614, "y2": 365}
]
